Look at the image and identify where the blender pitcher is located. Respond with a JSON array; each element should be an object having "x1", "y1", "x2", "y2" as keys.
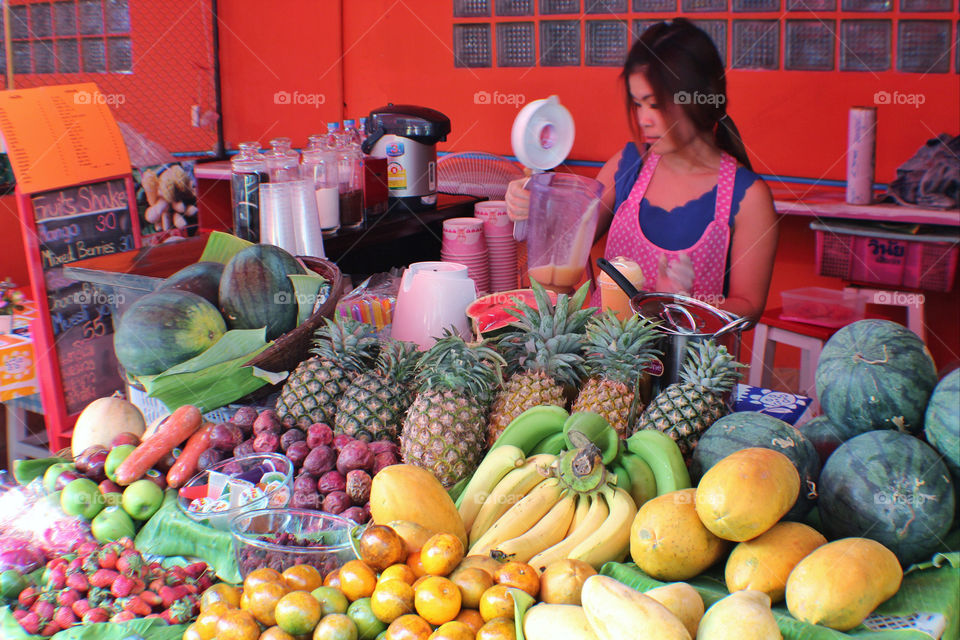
[{"x1": 525, "y1": 173, "x2": 603, "y2": 293}]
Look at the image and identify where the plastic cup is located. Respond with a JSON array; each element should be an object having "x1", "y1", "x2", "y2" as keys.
[{"x1": 596, "y1": 256, "x2": 645, "y2": 320}]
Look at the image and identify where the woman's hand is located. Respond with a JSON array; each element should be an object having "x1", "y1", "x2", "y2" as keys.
[
  {"x1": 506, "y1": 177, "x2": 531, "y2": 222},
  {"x1": 657, "y1": 253, "x2": 695, "y2": 295}
]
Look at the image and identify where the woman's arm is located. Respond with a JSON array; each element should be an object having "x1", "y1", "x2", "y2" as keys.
[{"x1": 719, "y1": 178, "x2": 779, "y2": 324}]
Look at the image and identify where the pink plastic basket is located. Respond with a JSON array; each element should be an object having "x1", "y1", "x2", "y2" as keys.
[{"x1": 812, "y1": 221, "x2": 959, "y2": 292}]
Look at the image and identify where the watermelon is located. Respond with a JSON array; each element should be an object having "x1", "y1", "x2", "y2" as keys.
[
  {"x1": 691, "y1": 411, "x2": 820, "y2": 520},
  {"x1": 218, "y1": 244, "x2": 306, "y2": 340},
  {"x1": 815, "y1": 319, "x2": 937, "y2": 436},
  {"x1": 818, "y1": 430, "x2": 956, "y2": 565},
  {"x1": 466, "y1": 289, "x2": 558, "y2": 338},
  {"x1": 114, "y1": 290, "x2": 227, "y2": 376},
  {"x1": 925, "y1": 369, "x2": 960, "y2": 481},
  {"x1": 158, "y1": 261, "x2": 225, "y2": 307},
  {"x1": 799, "y1": 415, "x2": 855, "y2": 467}
]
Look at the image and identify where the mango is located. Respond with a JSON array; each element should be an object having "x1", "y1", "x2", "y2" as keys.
[
  {"x1": 645, "y1": 582, "x2": 704, "y2": 638},
  {"x1": 697, "y1": 590, "x2": 782, "y2": 639},
  {"x1": 369, "y1": 465, "x2": 467, "y2": 548},
  {"x1": 581, "y1": 575, "x2": 691, "y2": 640}
]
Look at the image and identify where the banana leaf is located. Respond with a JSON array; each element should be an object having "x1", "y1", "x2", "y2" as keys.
[
  {"x1": 198, "y1": 230, "x2": 253, "y2": 264},
  {"x1": 136, "y1": 328, "x2": 286, "y2": 413},
  {"x1": 289, "y1": 273, "x2": 328, "y2": 326},
  {"x1": 0, "y1": 605, "x2": 187, "y2": 640},
  {"x1": 510, "y1": 587, "x2": 536, "y2": 640},
  {"x1": 601, "y1": 559, "x2": 959, "y2": 640},
  {"x1": 12, "y1": 457, "x2": 70, "y2": 485}
]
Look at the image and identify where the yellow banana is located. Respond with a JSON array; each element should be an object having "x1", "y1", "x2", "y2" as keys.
[
  {"x1": 469, "y1": 454, "x2": 555, "y2": 545},
  {"x1": 490, "y1": 490, "x2": 577, "y2": 563},
  {"x1": 469, "y1": 477, "x2": 564, "y2": 557},
  {"x1": 457, "y1": 444, "x2": 528, "y2": 532},
  {"x1": 528, "y1": 491, "x2": 609, "y2": 572},
  {"x1": 567, "y1": 492, "x2": 592, "y2": 535},
  {"x1": 568, "y1": 485, "x2": 638, "y2": 570}
]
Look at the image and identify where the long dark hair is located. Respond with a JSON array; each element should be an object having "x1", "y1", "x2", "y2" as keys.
[{"x1": 622, "y1": 19, "x2": 752, "y2": 170}]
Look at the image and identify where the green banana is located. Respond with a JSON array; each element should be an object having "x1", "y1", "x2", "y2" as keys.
[
  {"x1": 563, "y1": 411, "x2": 619, "y2": 465},
  {"x1": 609, "y1": 460, "x2": 632, "y2": 491},
  {"x1": 617, "y1": 452, "x2": 658, "y2": 508},
  {"x1": 529, "y1": 431, "x2": 568, "y2": 455},
  {"x1": 491, "y1": 404, "x2": 569, "y2": 456},
  {"x1": 625, "y1": 429, "x2": 691, "y2": 495}
]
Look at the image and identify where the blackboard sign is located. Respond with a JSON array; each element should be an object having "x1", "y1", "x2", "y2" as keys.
[{"x1": 17, "y1": 177, "x2": 141, "y2": 450}]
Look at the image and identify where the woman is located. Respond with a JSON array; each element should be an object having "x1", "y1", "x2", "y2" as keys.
[{"x1": 507, "y1": 19, "x2": 778, "y2": 323}]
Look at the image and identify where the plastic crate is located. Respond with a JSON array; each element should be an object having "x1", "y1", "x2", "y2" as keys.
[
  {"x1": 812, "y1": 220, "x2": 959, "y2": 292},
  {"x1": 126, "y1": 383, "x2": 234, "y2": 425},
  {"x1": 780, "y1": 286, "x2": 866, "y2": 328}
]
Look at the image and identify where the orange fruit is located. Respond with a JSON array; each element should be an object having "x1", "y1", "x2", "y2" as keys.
[
  {"x1": 182, "y1": 624, "x2": 204, "y2": 640},
  {"x1": 385, "y1": 614, "x2": 433, "y2": 640},
  {"x1": 419, "y1": 533, "x2": 464, "y2": 577},
  {"x1": 273, "y1": 590, "x2": 322, "y2": 635},
  {"x1": 477, "y1": 616, "x2": 517, "y2": 640},
  {"x1": 215, "y1": 609, "x2": 261, "y2": 640},
  {"x1": 450, "y1": 567, "x2": 494, "y2": 610},
  {"x1": 201, "y1": 583, "x2": 242, "y2": 611},
  {"x1": 312, "y1": 613, "x2": 358, "y2": 639},
  {"x1": 538, "y1": 559, "x2": 596, "y2": 605},
  {"x1": 478, "y1": 584, "x2": 515, "y2": 621},
  {"x1": 428, "y1": 620, "x2": 475, "y2": 640},
  {"x1": 339, "y1": 560, "x2": 378, "y2": 601},
  {"x1": 245, "y1": 567, "x2": 283, "y2": 591},
  {"x1": 457, "y1": 555, "x2": 503, "y2": 579},
  {"x1": 370, "y1": 579, "x2": 415, "y2": 624},
  {"x1": 411, "y1": 574, "x2": 431, "y2": 590},
  {"x1": 454, "y1": 609, "x2": 484, "y2": 634},
  {"x1": 495, "y1": 561, "x2": 540, "y2": 598},
  {"x1": 281, "y1": 564, "x2": 324, "y2": 592},
  {"x1": 406, "y1": 551, "x2": 427, "y2": 578},
  {"x1": 195, "y1": 602, "x2": 229, "y2": 638},
  {"x1": 413, "y1": 575, "x2": 461, "y2": 626},
  {"x1": 358, "y1": 525, "x2": 408, "y2": 571},
  {"x1": 258, "y1": 627, "x2": 298, "y2": 640},
  {"x1": 379, "y1": 563, "x2": 417, "y2": 585},
  {"x1": 245, "y1": 580, "x2": 288, "y2": 626},
  {"x1": 323, "y1": 568, "x2": 342, "y2": 589}
]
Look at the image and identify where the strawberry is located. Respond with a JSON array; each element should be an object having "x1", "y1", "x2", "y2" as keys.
[
  {"x1": 117, "y1": 550, "x2": 144, "y2": 577},
  {"x1": 67, "y1": 557, "x2": 84, "y2": 574},
  {"x1": 149, "y1": 577, "x2": 165, "y2": 593},
  {"x1": 158, "y1": 584, "x2": 190, "y2": 608},
  {"x1": 17, "y1": 611, "x2": 41, "y2": 634},
  {"x1": 111, "y1": 574, "x2": 136, "y2": 598},
  {"x1": 87, "y1": 587, "x2": 111, "y2": 608},
  {"x1": 89, "y1": 568, "x2": 119, "y2": 588},
  {"x1": 196, "y1": 573, "x2": 214, "y2": 592},
  {"x1": 32, "y1": 598, "x2": 55, "y2": 621},
  {"x1": 81, "y1": 554, "x2": 101, "y2": 575},
  {"x1": 73, "y1": 540, "x2": 99, "y2": 557},
  {"x1": 145, "y1": 561, "x2": 163, "y2": 578},
  {"x1": 12, "y1": 609, "x2": 27, "y2": 621},
  {"x1": 56, "y1": 588, "x2": 81, "y2": 608},
  {"x1": 47, "y1": 565, "x2": 67, "y2": 590},
  {"x1": 123, "y1": 595, "x2": 152, "y2": 617},
  {"x1": 82, "y1": 607, "x2": 109, "y2": 624},
  {"x1": 139, "y1": 590, "x2": 162, "y2": 608},
  {"x1": 182, "y1": 562, "x2": 209, "y2": 579},
  {"x1": 118, "y1": 537, "x2": 135, "y2": 550},
  {"x1": 39, "y1": 621, "x2": 62, "y2": 636},
  {"x1": 110, "y1": 611, "x2": 136, "y2": 623},
  {"x1": 66, "y1": 572, "x2": 89, "y2": 592},
  {"x1": 71, "y1": 598, "x2": 91, "y2": 618},
  {"x1": 18, "y1": 586, "x2": 38, "y2": 608},
  {"x1": 53, "y1": 606, "x2": 77, "y2": 629},
  {"x1": 97, "y1": 546, "x2": 118, "y2": 570},
  {"x1": 168, "y1": 565, "x2": 189, "y2": 582},
  {"x1": 47, "y1": 557, "x2": 67, "y2": 570}
]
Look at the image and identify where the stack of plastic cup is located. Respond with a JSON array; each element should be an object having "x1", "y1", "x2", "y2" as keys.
[
  {"x1": 441, "y1": 217, "x2": 489, "y2": 294},
  {"x1": 259, "y1": 182, "x2": 298, "y2": 254},
  {"x1": 474, "y1": 200, "x2": 518, "y2": 292}
]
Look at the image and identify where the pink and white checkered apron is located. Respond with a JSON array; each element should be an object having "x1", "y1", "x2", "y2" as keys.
[{"x1": 596, "y1": 151, "x2": 736, "y2": 303}]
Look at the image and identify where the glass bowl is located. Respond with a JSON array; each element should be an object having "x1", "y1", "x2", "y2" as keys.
[
  {"x1": 176, "y1": 453, "x2": 293, "y2": 531},
  {"x1": 229, "y1": 508, "x2": 358, "y2": 578}
]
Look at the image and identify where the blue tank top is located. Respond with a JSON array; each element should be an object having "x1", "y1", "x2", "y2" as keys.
[{"x1": 613, "y1": 142, "x2": 760, "y2": 251}]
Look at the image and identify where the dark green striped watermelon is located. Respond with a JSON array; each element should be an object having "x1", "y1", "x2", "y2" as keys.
[
  {"x1": 800, "y1": 415, "x2": 856, "y2": 467},
  {"x1": 219, "y1": 244, "x2": 306, "y2": 340},
  {"x1": 925, "y1": 369, "x2": 959, "y2": 481},
  {"x1": 114, "y1": 290, "x2": 227, "y2": 376},
  {"x1": 691, "y1": 411, "x2": 820, "y2": 520},
  {"x1": 815, "y1": 319, "x2": 937, "y2": 437},
  {"x1": 158, "y1": 261, "x2": 225, "y2": 307},
  {"x1": 819, "y1": 430, "x2": 956, "y2": 565}
]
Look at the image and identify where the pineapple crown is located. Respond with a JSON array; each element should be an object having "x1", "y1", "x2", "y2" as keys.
[
  {"x1": 375, "y1": 339, "x2": 422, "y2": 384},
  {"x1": 414, "y1": 331, "x2": 505, "y2": 405},
  {"x1": 678, "y1": 339, "x2": 744, "y2": 392},
  {"x1": 310, "y1": 317, "x2": 380, "y2": 374},
  {"x1": 498, "y1": 279, "x2": 596, "y2": 385},
  {"x1": 582, "y1": 311, "x2": 663, "y2": 386}
]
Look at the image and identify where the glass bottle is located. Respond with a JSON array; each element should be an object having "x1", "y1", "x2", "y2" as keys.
[
  {"x1": 265, "y1": 136, "x2": 300, "y2": 182},
  {"x1": 337, "y1": 142, "x2": 364, "y2": 229},
  {"x1": 324, "y1": 122, "x2": 341, "y2": 150},
  {"x1": 230, "y1": 141, "x2": 268, "y2": 242},
  {"x1": 301, "y1": 148, "x2": 340, "y2": 236}
]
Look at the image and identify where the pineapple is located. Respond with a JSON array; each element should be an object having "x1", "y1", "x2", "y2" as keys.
[
  {"x1": 401, "y1": 333, "x2": 505, "y2": 488},
  {"x1": 571, "y1": 311, "x2": 662, "y2": 438},
  {"x1": 334, "y1": 339, "x2": 421, "y2": 442},
  {"x1": 486, "y1": 280, "x2": 595, "y2": 446},
  {"x1": 634, "y1": 339, "x2": 743, "y2": 457},
  {"x1": 275, "y1": 318, "x2": 380, "y2": 428}
]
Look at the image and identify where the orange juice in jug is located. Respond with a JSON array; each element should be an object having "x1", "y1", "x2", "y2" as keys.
[{"x1": 596, "y1": 256, "x2": 644, "y2": 319}]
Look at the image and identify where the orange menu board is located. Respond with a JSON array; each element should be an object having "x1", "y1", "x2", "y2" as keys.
[{"x1": 0, "y1": 83, "x2": 130, "y2": 194}]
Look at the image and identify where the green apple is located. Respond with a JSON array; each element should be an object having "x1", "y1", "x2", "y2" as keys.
[
  {"x1": 104, "y1": 445, "x2": 137, "y2": 483},
  {"x1": 61, "y1": 478, "x2": 105, "y2": 520},
  {"x1": 43, "y1": 462, "x2": 75, "y2": 494},
  {"x1": 90, "y1": 505, "x2": 136, "y2": 543},
  {"x1": 121, "y1": 479, "x2": 163, "y2": 521}
]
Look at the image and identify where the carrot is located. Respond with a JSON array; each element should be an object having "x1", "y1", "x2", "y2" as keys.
[
  {"x1": 115, "y1": 405, "x2": 203, "y2": 485},
  {"x1": 166, "y1": 421, "x2": 214, "y2": 488}
]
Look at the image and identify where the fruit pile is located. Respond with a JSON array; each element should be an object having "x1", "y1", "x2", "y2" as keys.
[{"x1": 8, "y1": 538, "x2": 212, "y2": 636}]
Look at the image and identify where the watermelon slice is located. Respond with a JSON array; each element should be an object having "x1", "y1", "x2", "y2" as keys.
[{"x1": 466, "y1": 289, "x2": 559, "y2": 337}]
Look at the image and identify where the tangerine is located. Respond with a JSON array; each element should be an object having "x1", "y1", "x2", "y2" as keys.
[
  {"x1": 476, "y1": 616, "x2": 517, "y2": 640},
  {"x1": 215, "y1": 609, "x2": 261, "y2": 640},
  {"x1": 274, "y1": 590, "x2": 322, "y2": 635},
  {"x1": 245, "y1": 580, "x2": 288, "y2": 626},
  {"x1": 370, "y1": 579, "x2": 415, "y2": 623},
  {"x1": 201, "y1": 583, "x2": 242, "y2": 610},
  {"x1": 538, "y1": 559, "x2": 596, "y2": 605},
  {"x1": 323, "y1": 568, "x2": 342, "y2": 589},
  {"x1": 358, "y1": 525, "x2": 408, "y2": 571},
  {"x1": 450, "y1": 567, "x2": 494, "y2": 610},
  {"x1": 282, "y1": 564, "x2": 324, "y2": 592},
  {"x1": 478, "y1": 584, "x2": 514, "y2": 621},
  {"x1": 495, "y1": 561, "x2": 539, "y2": 598},
  {"x1": 456, "y1": 555, "x2": 502, "y2": 579},
  {"x1": 310, "y1": 585, "x2": 350, "y2": 616},
  {"x1": 339, "y1": 560, "x2": 378, "y2": 601},
  {"x1": 419, "y1": 533, "x2": 464, "y2": 577},
  {"x1": 346, "y1": 597, "x2": 388, "y2": 639},
  {"x1": 259, "y1": 627, "x2": 299, "y2": 640},
  {"x1": 245, "y1": 567, "x2": 283, "y2": 591},
  {"x1": 379, "y1": 564, "x2": 417, "y2": 585},
  {"x1": 413, "y1": 575, "x2": 461, "y2": 626},
  {"x1": 385, "y1": 614, "x2": 433, "y2": 640},
  {"x1": 406, "y1": 551, "x2": 427, "y2": 578},
  {"x1": 454, "y1": 609, "x2": 484, "y2": 634},
  {"x1": 428, "y1": 620, "x2": 475, "y2": 640},
  {"x1": 182, "y1": 624, "x2": 203, "y2": 640},
  {"x1": 311, "y1": 613, "x2": 358, "y2": 640},
  {"x1": 195, "y1": 601, "x2": 229, "y2": 638}
]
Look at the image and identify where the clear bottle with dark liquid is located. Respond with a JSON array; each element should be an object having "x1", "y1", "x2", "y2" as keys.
[
  {"x1": 337, "y1": 140, "x2": 365, "y2": 229},
  {"x1": 230, "y1": 141, "x2": 269, "y2": 242}
]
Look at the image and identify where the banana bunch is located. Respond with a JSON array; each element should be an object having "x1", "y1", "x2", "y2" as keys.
[
  {"x1": 487, "y1": 404, "x2": 571, "y2": 456},
  {"x1": 618, "y1": 428, "x2": 692, "y2": 498}
]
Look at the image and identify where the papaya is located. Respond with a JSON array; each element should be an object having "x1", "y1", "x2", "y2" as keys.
[
  {"x1": 581, "y1": 575, "x2": 691, "y2": 640},
  {"x1": 218, "y1": 244, "x2": 305, "y2": 339},
  {"x1": 158, "y1": 261, "x2": 224, "y2": 307},
  {"x1": 630, "y1": 489, "x2": 729, "y2": 581},
  {"x1": 725, "y1": 521, "x2": 827, "y2": 603},
  {"x1": 524, "y1": 603, "x2": 598, "y2": 640},
  {"x1": 695, "y1": 448, "x2": 800, "y2": 542},
  {"x1": 786, "y1": 537, "x2": 902, "y2": 631},
  {"x1": 697, "y1": 590, "x2": 781, "y2": 639},
  {"x1": 114, "y1": 290, "x2": 227, "y2": 376},
  {"x1": 370, "y1": 465, "x2": 468, "y2": 548},
  {"x1": 645, "y1": 583, "x2": 704, "y2": 638}
]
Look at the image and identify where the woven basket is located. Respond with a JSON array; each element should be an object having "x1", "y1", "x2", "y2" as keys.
[{"x1": 245, "y1": 256, "x2": 344, "y2": 373}]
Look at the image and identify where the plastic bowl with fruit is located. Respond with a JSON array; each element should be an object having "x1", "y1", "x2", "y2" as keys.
[
  {"x1": 176, "y1": 453, "x2": 293, "y2": 531},
  {"x1": 230, "y1": 507, "x2": 357, "y2": 578}
]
